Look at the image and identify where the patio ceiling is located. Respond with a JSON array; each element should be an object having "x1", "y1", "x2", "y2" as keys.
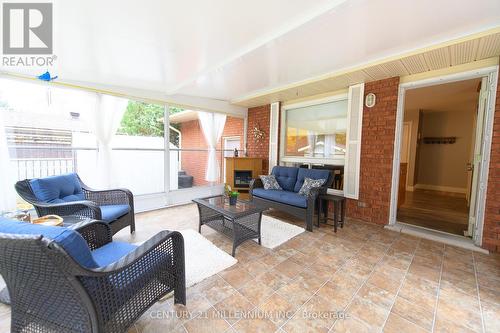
[{"x1": 1, "y1": 0, "x2": 499, "y2": 108}]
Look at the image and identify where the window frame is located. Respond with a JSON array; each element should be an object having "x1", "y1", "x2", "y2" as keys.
[{"x1": 280, "y1": 93, "x2": 349, "y2": 165}]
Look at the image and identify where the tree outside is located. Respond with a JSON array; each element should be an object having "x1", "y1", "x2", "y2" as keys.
[{"x1": 118, "y1": 101, "x2": 183, "y2": 145}]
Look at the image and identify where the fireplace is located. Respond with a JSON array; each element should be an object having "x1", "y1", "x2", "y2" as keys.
[{"x1": 234, "y1": 170, "x2": 252, "y2": 188}]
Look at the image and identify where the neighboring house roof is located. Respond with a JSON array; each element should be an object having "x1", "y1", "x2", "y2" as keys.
[{"x1": 169, "y1": 110, "x2": 199, "y2": 124}]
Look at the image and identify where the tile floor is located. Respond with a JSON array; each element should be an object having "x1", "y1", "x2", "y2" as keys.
[{"x1": 1, "y1": 204, "x2": 499, "y2": 333}]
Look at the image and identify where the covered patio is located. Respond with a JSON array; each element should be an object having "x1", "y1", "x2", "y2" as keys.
[
  {"x1": 116, "y1": 208, "x2": 500, "y2": 333},
  {"x1": 2, "y1": 205, "x2": 498, "y2": 332},
  {"x1": 1, "y1": 0, "x2": 500, "y2": 332}
]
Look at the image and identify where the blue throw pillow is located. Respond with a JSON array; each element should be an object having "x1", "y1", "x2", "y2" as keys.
[{"x1": 29, "y1": 173, "x2": 84, "y2": 203}]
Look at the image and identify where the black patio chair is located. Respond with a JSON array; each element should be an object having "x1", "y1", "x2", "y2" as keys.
[
  {"x1": 15, "y1": 173, "x2": 135, "y2": 235},
  {"x1": 0, "y1": 217, "x2": 185, "y2": 333}
]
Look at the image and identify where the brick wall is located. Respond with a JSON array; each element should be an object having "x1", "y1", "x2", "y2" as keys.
[
  {"x1": 179, "y1": 116, "x2": 244, "y2": 186},
  {"x1": 345, "y1": 77, "x2": 400, "y2": 224},
  {"x1": 483, "y1": 71, "x2": 500, "y2": 252},
  {"x1": 247, "y1": 105, "x2": 271, "y2": 173}
]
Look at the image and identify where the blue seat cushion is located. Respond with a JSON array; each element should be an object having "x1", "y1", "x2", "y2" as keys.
[
  {"x1": 100, "y1": 205, "x2": 130, "y2": 221},
  {"x1": 252, "y1": 188, "x2": 307, "y2": 208},
  {"x1": 294, "y1": 168, "x2": 331, "y2": 193},
  {"x1": 0, "y1": 217, "x2": 98, "y2": 268},
  {"x1": 271, "y1": 166, "x2": 299, "y2": 192},
  {"x1": 91, "y1": 241, "x2": 138, "y2": 267},
  {"x1": 29, "y1": 173, "x2": 85, "y2": 204}
]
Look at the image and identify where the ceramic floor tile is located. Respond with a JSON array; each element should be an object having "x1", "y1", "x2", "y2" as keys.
[
  {"x1": 258, "y1": 293, "x2": 297, "y2": 326},
  {"x1": 213, "y1": 292, "x2": 255, "y2": 324},
  {"x1": 219, "y1": 264, "x2": 255, "y2": 289},
  {"x1": 331, "y1": 315, "x2": 372, "y2": 333},
  {"x1": 254, "y1": 269, "x2": 290, "y2": 291},
  {"x1": 356, "y1": 283, "x2": 397, "y2": 310},
  {"x1": 346, "y1": 296, "x2": 390, "y2": 330},
  {"x1": 3, "y1": 205, "x2": 500, "y2": 333},
  {"x1": 183, "y1": 307, "x2": 231, "y2": 333},
  {"x1": 239, "y1": 279, "x2": 276, "y2": 307},
  {"x1": 482, "y1": 300, "x2": 500, "y2": 333},
  {"x1": 391, "y1": 296, "x2": 434, "y2": 331},
  {"x1": 232, "y1": 316, "x2": 277, "y2": 333},
  {"x1": 383, "y1": 312, "x2": 429, "y2": 333},
  {"x1": 273, "y1": 258, "x2": 304, "y2": 279},
  {"x1": 433, "y1": 316, "x2": 478, "y2": 333},
  {"x1": 436, "y1": 294, "x2": 482, "y2": 332}
]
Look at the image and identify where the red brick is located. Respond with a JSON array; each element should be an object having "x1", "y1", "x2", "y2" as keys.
[
  {"x1": 246, "y1": 105, "x2": 271, "y2": 173},
  {"x1": 179, "y1": 116, "x2": 244, "y2": 186}
]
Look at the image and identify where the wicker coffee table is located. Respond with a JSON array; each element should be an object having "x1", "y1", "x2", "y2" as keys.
[{"x1": 193, "y1": 195, "x2": 266, "y2": 256}]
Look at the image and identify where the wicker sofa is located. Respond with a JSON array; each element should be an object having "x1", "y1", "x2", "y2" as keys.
[
  {"x1": 15, "y1": 173, "x2": 135, "y2": 235},
  {"x1": 249, "y1": 166, "x2": 332, "y2": 231},
  {"x1": 0, "y1": 217, "x2": 185, "y2": 333}
]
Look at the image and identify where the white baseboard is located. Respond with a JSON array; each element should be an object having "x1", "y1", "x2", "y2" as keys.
[{"x1": 414, "y1": 184, "x2": 466, "y2": 194}]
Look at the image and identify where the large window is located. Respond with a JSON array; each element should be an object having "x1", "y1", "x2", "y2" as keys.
[
  {"x1": 0, "y1": 78, "x2": 247, "y2": 212},
  {"x1": 283, "y1": 97, "x2": 348, "y2": 160},
  {"x1": 168, "y1": 111, "x2": 244, "y2": 190}
]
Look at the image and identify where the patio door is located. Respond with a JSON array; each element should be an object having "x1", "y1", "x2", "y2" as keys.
[{"x1": 467, "y1": 76, "x2": 489, "y2": 240}]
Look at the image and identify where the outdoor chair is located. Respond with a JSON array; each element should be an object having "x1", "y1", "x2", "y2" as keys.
[
  {"x1": 15, "y1": 173, "x2": 135, "y2": 234},
  {"x1": 0, "y1": 217, "x2": 186, "y2": 333}
]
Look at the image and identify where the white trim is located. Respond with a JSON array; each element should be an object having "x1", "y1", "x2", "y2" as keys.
[
  {"x1": 164, "y1": 105, "x2": 171, "y2": 197},
  {"x1": 0, "y1": 73, "x2": 248, "y2": 118},
  {"x1": 279, "y1": 92, "x2": 349, "y2": 165},
  {"x1": 413, "y1": 184, "x2": 466, "y2": 194},
  {"x1": 269, "y1": 102, "x2": 280, "y2": 170},
  {"x1": 167, "y1": 184, "x2": 224, "y2": 206},
  {"x1": 344, "y1": 83, "x2": 364, "y2": 199},
  {"x1": 243, "y1": 116, "x2": 248, "y2": 154},
  {"x1": 282, "y1": 93, "x2": 348, "y2": 110},
  {"x1": 280, "y1": 156, "x2": 345, "y2": 166},
  {"x1": 473, "y1": 68, "x2": 498, "y2": 245},
  {"x1": 389, "y1": 65, "x2": 499, "y2": 248}
]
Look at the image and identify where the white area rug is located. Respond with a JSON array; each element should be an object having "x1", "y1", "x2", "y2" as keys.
[
  {"x1": 179, "y1": 229, "x2": 237, "y2": 287},
  {"x1": 257, "y1": 215, "x2": 305, "y2": 249}
]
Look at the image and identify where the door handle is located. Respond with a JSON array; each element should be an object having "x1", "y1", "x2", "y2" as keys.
[{"x1": 467, "y1": 163, "x2": 474, "y2": 172}]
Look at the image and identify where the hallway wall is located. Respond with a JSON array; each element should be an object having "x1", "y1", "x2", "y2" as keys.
[{"x1": 416, "y1": 109, "x2": 475, "y2": 192}]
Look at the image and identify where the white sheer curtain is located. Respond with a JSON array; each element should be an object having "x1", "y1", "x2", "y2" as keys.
[
  {"x1": 91, "y1": 95, "x2": 128, "y2": 188},
  {"x1": 307, "y1": 131, "x2": 316, "y2": 156},
  {"x1": 198, "y1": 111, "x2": 226, "y2": 183},
  {"x1": 324, "y1": 134, "x2": 335, "y2": 158},
  {"x1": 0, "y1": 111, "x2": 16, "y2": 213}
]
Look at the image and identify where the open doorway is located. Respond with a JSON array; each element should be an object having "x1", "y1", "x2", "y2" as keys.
[{"x1": 396, "y1": 78, "x2": 482, "y2": 236}]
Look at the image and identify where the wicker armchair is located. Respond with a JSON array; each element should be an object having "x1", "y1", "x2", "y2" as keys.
[
  {"x1": 15, "y1": 173, "x2": 135, "y2": 235},
  {"x1": 0, "y1": 218, "x2": 186, "y2": 333}
]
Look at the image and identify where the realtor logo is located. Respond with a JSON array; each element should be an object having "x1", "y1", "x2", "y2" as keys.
[{"x1": 2, "y1": 3, "x2": 53, "y2": 54}]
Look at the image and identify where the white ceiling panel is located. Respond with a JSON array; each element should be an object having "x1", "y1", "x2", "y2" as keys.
[
  {"x1": 178, "y1": 0, "x2": 500, "y2": 100},
  {"x1": 1, "y1": 0, "x2": 499, "y2": 107}
]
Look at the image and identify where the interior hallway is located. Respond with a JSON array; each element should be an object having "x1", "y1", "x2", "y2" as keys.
[{"x1": 397, "y1": 189, "x2": 469, "y2": 236}]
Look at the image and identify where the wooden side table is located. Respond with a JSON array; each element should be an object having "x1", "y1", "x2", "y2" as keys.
[{"x1": 317, "y1": 194, "x2": 346, "y2": 232}]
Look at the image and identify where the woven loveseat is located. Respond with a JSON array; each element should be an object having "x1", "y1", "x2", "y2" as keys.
[
  {"x1": 15, "y1": 173, "x2": 135, "y2": 235},
  {"x1": 0, "y1": 217, "x2": 185, "y2": 333},
  {"x1": 249, "y1": 166, "x2": 332, "y2": 231}
]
